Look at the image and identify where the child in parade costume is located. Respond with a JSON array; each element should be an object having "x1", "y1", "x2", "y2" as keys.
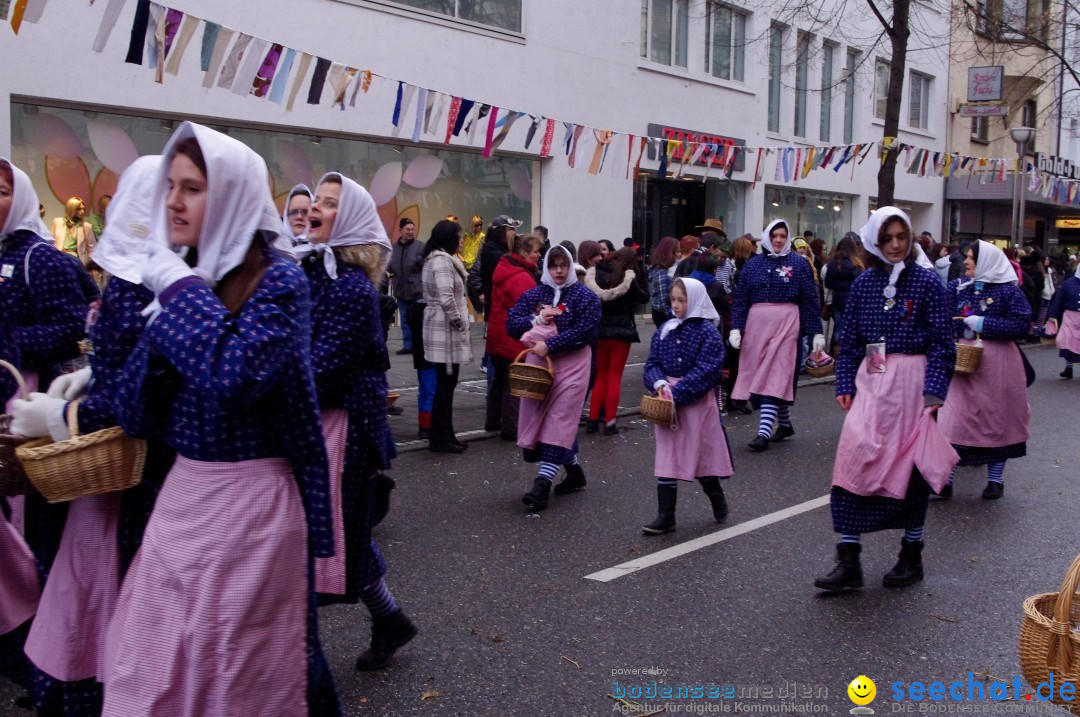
[
  {"x1": 938, "y1": 241, "x2": 1031, "y2": 500},
  {"x1": 508, "y1": 245, "x2": 601, "y2": 511},
  {"x1": 641, "y1": 278, "x2": 733, "y2": 534},
  {"x1": 1045, "y1": 260, "x2": 1080, "y2": 379},
  {"x1": 815, "y1": 207, "x2": 958, "y2": 593}
]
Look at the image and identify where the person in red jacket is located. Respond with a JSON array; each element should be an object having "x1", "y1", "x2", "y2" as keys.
[{"x1": 486, "y1": 233, "x2": 545, "y2": 440}]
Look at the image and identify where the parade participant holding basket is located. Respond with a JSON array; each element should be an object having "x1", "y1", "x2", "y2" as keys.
[
  {"x1": 815, "y1": 207, "x2": 957, "y2": 593},
  {"x1": 729, "y1": 219, "x2": 823, "y2": 451},
  {"x1": 1045, "y1": 261, "x2": 1080, "y2": 379},
  {"x1": 304, "y1": 171, "x2": 417, "y2": 671},
  {"x1": 103, "y1": 123, "x2": 338, "y2": 716},
  {"x1": 641, "y1": 277, "x2": 732, "y2": 534},
  {"x1": 938, "y1": 240, "x2": 1030, "y2": 500},
  {"x1": 508, "y1": 245, "x2": 601, "y2": 510}
]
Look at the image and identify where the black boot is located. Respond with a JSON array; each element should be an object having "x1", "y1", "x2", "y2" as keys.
[
  {"x1": 522, "y1": 476, "x2": 551, "y2": 511},
  {"x1": 355, "y1": 609, "x2": 418, "y2": 671},
  {"x1": 553, "y1": 464, "x2": 587, "y2": 495},
  {"x1": 882, "y1": 540, "x2": 924, "y2": 588},
  {"x1": 814, "y1": 543, "x2": 863, "y2": 592},
  {"x1": 697, "y1": 476, "x2": 728, "y2": 523},
  {"x1": 642, "y1": 483, "x2": 677, "y2": 534},
  {"x1": 1062, "y1": 365, "x2": 1074, "y2": 380},
  {"x1": 981, "y1": 481, "x2": 1003, "y2": 500},
  {"x1": 748, "y1": 435, "x2": 770, "y2": 452},
  {"x1": 585, "y1": 419, "x2": 600, "y2": 434},
  {"x1": 770, "y1": 424, "x2": 795, "y2": 442}
]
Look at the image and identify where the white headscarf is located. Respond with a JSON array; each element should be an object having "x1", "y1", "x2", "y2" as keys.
[
  {"x1": 859, "y1": 206, "x2": 914, "y2": 292},
  {"x1": 540, "y1": 244, "x2": 577, "y2": 307},
  {"x1": 659, "y1": 277, "x2": 720, "y2": 339},
  {"x1": 150, "y1": 122, "x2": 281, "y2": 282},
  {"x1": 913, "y1": 243, "x2": 935, "y2": 270},
  {"x1": 311, "y1": 172, "x2": 391, "y2": 280},
  {"x1": 0, "y1": 157, "x2": 50, "y2": 240},
  {"x1": 92, "y1": 155, "x2": 162, "y2": 283},
  {"x1": 280, "y1": 184, "x2": 312, "y2": 245},
  {"x1": 959, "y1": 240, "x2": 1019, "y2": 288},
  {"x1": 761, "y1": 219, "x2": 792, "y2": 258}
]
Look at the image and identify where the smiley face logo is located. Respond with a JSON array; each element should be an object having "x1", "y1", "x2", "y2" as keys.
[{"x1": 848, "y1": 676, "x2": 876, "y2": 706}]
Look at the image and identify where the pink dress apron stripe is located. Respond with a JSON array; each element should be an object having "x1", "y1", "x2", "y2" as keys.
[
  {"x1": 653, "y1": 377, "x2": 733, "y2": 481},
  {"x1": 4, "y1": 373, "x2": 36, "y2": 538},
  {"x1": 1056, "y1": 310, "x2": 1080, "y2": 355},
  {"x1": 731, "y1": 303, "x2": 799, "y2": 402},
  {"x1": 939, "y1": 339, "x2": 1030, "y2": 448},
  {"x1": 832, "y1": 354, "x2": 959, "y2": 498},
  {"x1": 0, "y1": 514, "x2": 40, "y2": 635},
  {"x1": 315, "y1": 408, "x2": 348, "y2": 596},
  {"x1": 517, "y1": 321, "x2": 592, "y2": 452},
  {"x1": 102, "y1": 456, "x2": 307, "y2": 717},
  {"x1": 24, "y1": 493, "x2": 121, "y2": 681}
]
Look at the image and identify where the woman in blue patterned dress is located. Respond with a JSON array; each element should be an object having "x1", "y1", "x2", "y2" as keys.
[{"x1": 102, "y1": 122, "x2": 337, "y2": 716}]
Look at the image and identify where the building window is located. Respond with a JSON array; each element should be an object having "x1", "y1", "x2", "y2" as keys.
[
  {"x1": 768, "y1": 24, "x2": 783, "y2": 133},
  {"x1": 793, "y1": 32, "x2": 810, "y2": 137},
  {"x1": 642, "y1": 0, "x2": 689, "y2": 68},
  {"x1": 971, "y1": 116, "x2": 989, "y2": 142},
  {"x1": 704, "y1": 2, "x2": 747, "y2": 82},
  {"x1": 378, "y1": 0, "x2": 522, "y2": 33},
  {"x1": 874, "y1": 59, "x2": 890, "y2": 120},
  {"x1": 1022, "y1": 98, "x2": 1037, "y2": 127},
  {"x1": 820, "y1": 43, "x2": 834, "y2": 142},
  {"x1": 843, "y1": 50, "x2": 857, "y2": 143},
  {"x1": 908, "y1": 72, "x2": 930, "y2": 130},
  {"x1": 975, "y1": 0, "x2": 1051, "y2": 41}
]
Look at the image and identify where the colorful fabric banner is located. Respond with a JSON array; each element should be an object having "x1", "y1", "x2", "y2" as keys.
[
  {"x1": 444, "y1": 96, "x2": 463, "y2": 144},
  {"x1": 285, "y1": 52, "x2": 312, "y2": 111},
  {"x1": 92, "y1": 0, "x2": 127, "y2": 51},
  {"x1": 412, "y1": 87, "x2": 428, "y2": 142},
  {"x1": 124, "y1": 0, "x2": 151, "y2": 64},
  {"x1": 539, "y1": 118, "x2": 556, "y2": 158},
  {"x1": 306, "y1": 56, "x2": 331, "y2": 104},
  {"x1": 200, "y1": 26, "x2": 234, "y2": 88},
  {"x1": 164, "y1": 13, "x2": 199, "y2": 75},
  {"x1": 482, "y1": 106, "x2": 500, "y2": 158},
  {"x1": 267, "y1": 47, "x2": 295, "y2": 104},
  {"x1": 252, "y1": 43, "x2": 284, "y2": 98},
  {"x1": 232, "y1": 37, "x2": 269, "y2": 96}
]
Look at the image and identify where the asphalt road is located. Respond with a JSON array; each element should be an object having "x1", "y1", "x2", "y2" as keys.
[{"x1": 3, "y1": 344, "x2": 1078, "y2": 716}]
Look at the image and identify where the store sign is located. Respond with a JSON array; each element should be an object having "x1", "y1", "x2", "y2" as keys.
[
  {"x1": 1056, "y1": 218, "x2": 1080, "y2": 229},
  {"x1": 958, "y1": 104, "x2": 1007, "y2": 117},
  {"x1": 1035, "y1": 153, "x2": 1080, "y2": 180},
  {"x1": 967, "y1": 66, "x2": 1003, "y2": 102},
  {"x1": 646, "y1": 124, "x2": 747, "y2": 172}
]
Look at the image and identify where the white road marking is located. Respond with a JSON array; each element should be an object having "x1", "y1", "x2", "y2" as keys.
[{"x1": 583, "y1": 494, "x2": 831, "y2": 583}]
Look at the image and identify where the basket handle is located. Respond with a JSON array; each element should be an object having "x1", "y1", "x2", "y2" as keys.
[
  {"x1": 0, "y1": 360, "x2": 29, "y2": 401},
  {"x1": 65, "y1": 400, "x2": 81, "y2": 439},
  {"x1": 512, "y1": 349, "x2": 554, "y2": 374},
  {"x1": 1046, "y1": 553, "x2": 1080, "y2": 672}
]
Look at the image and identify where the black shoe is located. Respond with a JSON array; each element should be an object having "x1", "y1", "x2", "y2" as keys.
[
  {"x1": 452, "y1": 438, "x2": 469, "y2": 450},
  {"x1": 1062, "y1": 365, "x2": 1074, "y2": 379},
  {"x1": 429, "y1": 442, "x2": 464, "y2": 454},
  {"x1": 418, "y1": 427, "x2": 431, "y2": 440},
  {"x1": 355, "y1": 609, "x2": 418, "y2": 671},
  {"x1": 522, "y1": 477, "x2": 551, "y2": 511},
  {"x1": 585, "y1": 419, "x2": 600, "y2": 434},
  {"x1": 731, "y1": 400, "x2": 753, "y2": 415},
  {"x1": 982, "y1": 481, "x2": 1004, "y2": 500},
  {"x1": 602, "y1": 422, "x2": 619, "y2": 436},
  {"x1": 936, "y1": 483, "x2": 953, "y2": 499},
  {"x1": 814, "y1": 543, "x2": 863, "y2": 592},
  {"x1": 499, "y1": 432, "x2": 517, "y2": 442},
  {"x1": 387, "y1": 404, "x2": 404, "y2": 416},
  {"x1": 395, "y1": 347, "x2": 412, "y2": 355},
  {"x1": 882, "y1": 540, "x2": 924, "y2": 588},
  {"x1": 748, "y1": 435, "x2": 770, "y2": 452},
  {"x1": 484, "y1": 422, "x2": 501, "y2": 432},
  {"x1": 770, "y1": 424, "x2": 795, "y2": 443},
  {"x1": 642, "y1": 483, "x2": 677, "y2": 534},
  {"x1": 553, "y1": 464, "x2": 587, "y2": 495},
  {"x1": 698, "y1": 476, "x2": 728, "y2": 523}
]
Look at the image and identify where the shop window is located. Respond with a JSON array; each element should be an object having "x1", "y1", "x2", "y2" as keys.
[
  {"x1": 366, "y1": 0, "x2": 522, "y2": 33},
  {"x1": 874, "y1": 59, "x2": 890, "y2": 121},
  {"x1": 908, "y1": 71, "x2": 930, "y2": 130},
  {"x1": 843, "y1": 50, "x2": 858, "y2": 143},
  {"x1": 768, "y1": 24, "x2": 783, "y2": 133},
  {"x1": 704, "y1": 2, "x2": 747, "y2": 82},
  {"x1": 971, "y1": 115, "x2": 989, "y2": 143},
  {"x1": 793, "y1": 31, "x2": 810, "y2": 138},
  {"x1": 642, "y1": 0, "x2": 689, "y2": 68}
]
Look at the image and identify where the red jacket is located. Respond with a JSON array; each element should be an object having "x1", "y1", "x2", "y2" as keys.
[{"x1": 487, "y1": 253, "x2": 539, "y2": 360}]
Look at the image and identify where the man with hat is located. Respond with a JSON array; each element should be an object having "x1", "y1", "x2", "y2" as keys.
[
  {"x1": 702, "y1": 232, "x2": 735, "y2": 296},
  {"x1": 695, "y1": 218, "x2": 725, "y2": 236}
]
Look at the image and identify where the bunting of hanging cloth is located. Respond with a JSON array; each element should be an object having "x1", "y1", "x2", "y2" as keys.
[
  {"x1": 285, "y1": 52, "x2": 312, "y2": 111},
  {"x1": 481, "y1": 106, "x2": 500, "y2": 157},
  {"x1": 411, "y1": 87, "x2": 428, "y2": 140},
  {"x1": 490, "y1": 111, "x2": 523, "y2": 153},
  {"x1": 539, "y1": 118, "x2": 556, "y2": 158},
  {"x1": 267, "y1": 48, "x2": 296, "y2": 104},
  {"x1": 92, "y1": 0, "x2": 128, "y2": 51},
  {"x1": 444, "y1": 97, "x2": 463, "y2": 144},
  {"x1": 588, "y1": 130, "x2": 613, "y2": 175},
  {"x1": 164, "y1": 13, "x2": 199, "y2": 75}
]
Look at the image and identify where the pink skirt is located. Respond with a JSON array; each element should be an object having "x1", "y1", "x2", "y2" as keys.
[
  {"x1": 0, "y1": 513, "x2": 40, "y2": 635},
  {"x1": 102, "y1": 456, "x2": 307, "y2": 717},
  {"x1": 939, "y1": 339, "x2": 1030, "y2": 448},
  {"x1": 24, "y1": 493, "x2": 121, "y2": 681},
  {"x1": 731, "y1": 303, "x2": 799, "y2": 402},
  {"x1": 833, "y1": 354, "x2": 959, "y2": 498},
  {"x1": 653, "y1": 377, "x2": 733, "y2": 481},
  {"x1": 1057, "y1": 311, "x2": 1080, "y2": 354},
  {"x1": 518, "y1": 322, "x2": 592, "y2": 452},
  {"x1": 315, "y1": 408, "x2": 348, "y2": 596}
]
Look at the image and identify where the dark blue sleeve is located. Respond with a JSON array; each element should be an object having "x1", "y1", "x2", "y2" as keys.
[
  {"x1": 546, "y1": 287, "x2": 600, "y2": 355},
  {"x1": 670, "y1": 323, "x2": 725, "y2": 406},
  {"x1": 836, "y1": 277, "x2": 867, "y2": 397},
  {"x1": 921, "y1": 275, "x2": 955, "y2": 401},
  {"x1": 796, "y1": 258, "x2": 823, "y2": 336},
  {"x1": 978, "y1": 287, "x2": 1030, "y2": 341},
  {"x1": 731, "y1": 257, "x2": 754, "y2": 331},
  {"x1": 311, "y1": 274, "x2": 389, "y2": 403},
  {"x1": 1048, "y1": 278, "x2": 1077, "y2": 322},
  {"x1": 643, "y1": 330, "x2": 665, "y2": 390},
  {"x1": 507, "y1": 286, "x2": 541, "y2": 340},
  {"x1": 14, "y1": 244, "x2": 87, "y2": 368},
  {"x1": 0, "y1": 312, "x2": 18, "y2": 405}
]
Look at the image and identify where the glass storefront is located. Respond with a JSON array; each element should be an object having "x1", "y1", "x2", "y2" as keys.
[
  {"x1": 763, "y1": 185, "x2": 853, "y2": 247},
  {"x1": 632, "y1": 176, "x2": 746, "y2": 254},
  {"x1": 11, "y1": 101, "x2": 535, "y2": 240}
]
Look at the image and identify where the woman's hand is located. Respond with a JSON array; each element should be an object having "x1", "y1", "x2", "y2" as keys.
[
  {"x1": 836, "y1": 394, "x2": 853, "y2": 411},
  {"x1": 1045, "y1": 318, "x2": 1058, "y2": 336},
  {"x1": 658, "y1": 385, "x2": 673, "y2": 401},
  {"x1": 531, "y1": 341, "x2": 550, "y2": 358}
]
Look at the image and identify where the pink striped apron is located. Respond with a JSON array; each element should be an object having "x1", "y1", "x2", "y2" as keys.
[
  {"x1": 939, "y1": 339, "x2": 1030, "y2": 448},
  {"x1": 0, "y1": 513, "x2": 39, "y2": 635},
  {"x1": 1056, "y1": 311, "x2": 1080, "y2": 354},
  {"x1": 102, "y1": 456, "x2": 307, "y2": 717},
  {"x1": 517, "y1": 322, "x2": 592, "y2": 451},
  {"x1": 653, "y1": 377, "x2": 733, "y2": 481},
  {"x1": 732, "y1": 303, "x2": 799, "y2": 402},
  {"x1": 315, "y1": 408, "x2": 347, "y2": 596},
  {"x1": 4, "y1": 371, "x2": 37, "y2": 535}
]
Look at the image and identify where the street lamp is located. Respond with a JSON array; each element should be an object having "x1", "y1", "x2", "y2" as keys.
[{"x1": 1010, "y1": 126, "x2": 1035, "y2": 249}]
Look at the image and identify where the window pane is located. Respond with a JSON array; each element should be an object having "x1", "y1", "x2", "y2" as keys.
[
  {"x1": 909, "y1": 73, "x2": 922, "y2": 127},
  {"x1": 794, "y1": 33, "x2": 809, "y2": 137},
  {"x1": 458, "y1": 0, "x2": 522, "y2": 32},
  {"x1": 650, "y1": 0, "x2": 672, "y2": 65},
  {"x1": 711, "y1": 5, "x2": 732, "y2": 79},
  {"x1": 875, "y1": 60, "x2": 890, "y2": 120},
  {"x1": 642, "y1": 0, "x2": 649, "y2": 58},
  {"x1": 820, "y1": 45, "x2": 833, "y2": 142},
  {"x1": 704, "y1": 6, "x2": 711, "y2": 72},
  {"x1": 675, "y1": 0, "x2": 689, "y2": 68},
  {"x1": 390, "y1": 0, "x2": 456, "y2": 14},
  {"x1": 768, "y1": 26, "x2": 782, "y2": 133},
  {"x1": 844, "y1": 51, "x2": 856, "y2": 143},
  {"x1": 733, "y1": 13, "x2": 746, "y2": 82}
]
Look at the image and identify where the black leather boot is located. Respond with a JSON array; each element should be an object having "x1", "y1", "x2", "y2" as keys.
[
  {"x1": 522, "y1": 476, "x2": 551, "y2": 511},
  {"x1": 697, "y1": 476, "x2": 728, "y2": 523},
  {"x1": 355, "y1": 609, "x2": 418, "y2": 671},
  {"x1": 642, "y1": 483, "x2": 677, "y2": 534},
  {"x1": 814, "y1": 543, "x2": 863, "y2": 592},
  {"x1": 882, "y1": 540, "x2": 924, "y2": 588},
  {"x1": 553, "y1": 464, "x2": 587, "y2": 495}
]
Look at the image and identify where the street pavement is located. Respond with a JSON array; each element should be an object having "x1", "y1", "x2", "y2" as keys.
[{"x1": 3, "y1": 338, "x2": 1079, "y2": 716}]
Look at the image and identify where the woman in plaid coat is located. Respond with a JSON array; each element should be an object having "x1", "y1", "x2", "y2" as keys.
[{"x1": 422, "y1": 220, "x2": 473, "y2": 453}]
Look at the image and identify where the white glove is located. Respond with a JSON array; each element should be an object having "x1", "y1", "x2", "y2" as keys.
[
  {"x1": 141, "y1": 243, "x2": 195, "y2": 296},
  {"x1": 47, "y1": 366, "x2": 92, "y2": 401},
  {"x1": 962, "y1": 316, "x2": 984, "y2": 333},
  {"x1": 728, "y1": 329, "x2": 742, "y2": 350},
  {"x1": 10, "y1": 393, "x2": 68, "y2": 440},
  {"x1": 812, "y1": 334, "x2": 826, "y2": 353}
]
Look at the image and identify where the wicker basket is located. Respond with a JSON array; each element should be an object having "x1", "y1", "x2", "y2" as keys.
[
  {"x1": 954, "y1": 337, "x2": 983, "y2": 375},
  {"x1": 16, "y1": 401, "x2": 147, "y2": 504},
  {"x1": 0, "y1": 360, "x2": 31, "y2": 496},
  {"x1": 1042, "y1": 335, "x2": 1058, "y2": 346},
  {"x1": 508, "y1": 350, "x2": 554, "y2": 400},
  {"x1": 387, "y1": 392, "x2": 401, "y2": 407},
  {"x1": 1020, "y1": 553, "x2": 1080, "y2": 712},
  {"x1": 804, "y1": 351, "x2": 835, "y2": 378},
  {"x1": 640, "y1": 394, "x2": 675, "y2": 426}
]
